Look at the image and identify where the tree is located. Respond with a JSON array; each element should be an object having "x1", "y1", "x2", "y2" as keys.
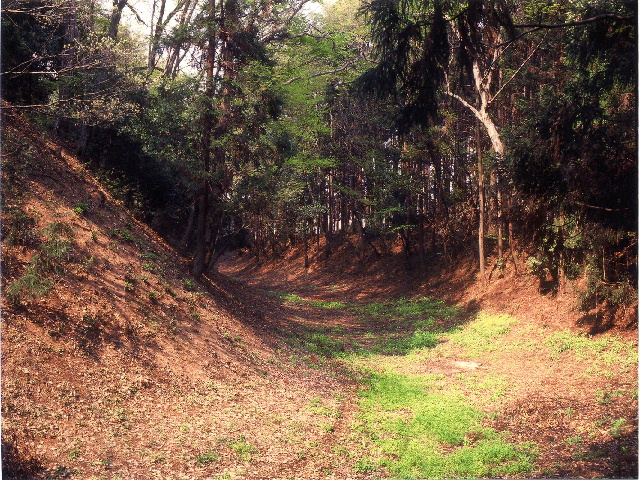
[
  {"x1": 358, "y1": 0, "x2": 635, "y2": 279},
  {"x1": 506, "y1": 0, "x2": 636, "y2": 303}
]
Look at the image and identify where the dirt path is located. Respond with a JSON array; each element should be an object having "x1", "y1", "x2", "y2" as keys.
[{"x1": 219, "y1": 255, "x2": 639, "y2": 479}]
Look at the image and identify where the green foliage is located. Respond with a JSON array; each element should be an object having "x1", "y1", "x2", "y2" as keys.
[
  {"x1": 372, "y1": 330, "x2": 439, "y2": 355},
  {"x1": 303, "y1": 333, "x2": 345, "y2": 357},
  {"x1": 353, "y1": 297, "x2": 460, "y2": 322},
  {"x1": 544, "y1": 330, "x2": 636, "y2": 367},
  {"x1": 267, "y1": 291, "x2": 348, "y2": 310},
  {"x1": 73, "y1": 202, "x2": 90, "y2": 215},
  {"x1": 609, "y1": 418, "x2": 627, "y2": 437},
  {"x1": 577, "y1": 253, "x2": 636, "y2": 311},
  {"x1": 109, "y1": 227, "x2": 136, "y2": 243},
  {"x1": 3, "y1": 207, "x2": 38, "y2": 246},
  {"x1": 182, "y1": 278, "x2": 196, "y2": 291},
  {"x1": 6, "y1": 264, "x2": 55, "y2": 303},
  {"x1": 507, "y1": 1, "x2": 636, "y2": 313},
  {"x1": 1, "y1": 1, "x2": 62, "y2": 104},
  {"x1": 226, "y1": 436, "x2": 258, "y2": 462},
  {"x1": 353, "y1": 458, "x2": 376, "y2": 473}
]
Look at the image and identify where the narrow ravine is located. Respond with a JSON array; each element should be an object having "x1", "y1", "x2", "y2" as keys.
[{"x1": 219, "y1": 255, "x2": 638, "y2": 479}]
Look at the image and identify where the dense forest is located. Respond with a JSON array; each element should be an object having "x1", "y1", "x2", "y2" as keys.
[{"x1": 2, "y1": 0, "x2": 637, "y2": 310}]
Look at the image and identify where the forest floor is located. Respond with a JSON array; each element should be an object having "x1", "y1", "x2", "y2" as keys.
[
  {"x1": 1, "y1": 108, "x2": 638, "y2": 479},
  {"x1": 217, "y1": 252, "x2": 638, "y2": 479}
]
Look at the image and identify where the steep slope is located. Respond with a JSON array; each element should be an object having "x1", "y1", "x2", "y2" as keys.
[{"x1": 1, "y1": 109, "x2": 355, "y2": 479}]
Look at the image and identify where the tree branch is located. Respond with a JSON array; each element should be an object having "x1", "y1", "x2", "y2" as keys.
[
  {"x1": 259, "y1": 0, "x2": 313, "y2": 43},
  {"x1": 489, "y1": 31, "x2": 548, "y2": 105},
  {"x1": 514, "y1": 13, "x2": 633, "y2": 29},
  {"x1": 126, "y1": 2, "x2": 148, "y2": 26},
  {"x1": 284, "y1": 56, "x2": 362, "y2": 85},
  {"x1": 575, "y1": 202, "x2": 629, "y2": 212}
]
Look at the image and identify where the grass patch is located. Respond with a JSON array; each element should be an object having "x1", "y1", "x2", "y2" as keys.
[
  {"x1": 304, "y1": 333, "x2": 345, "y2": 356},
  {"x1": 340, "y1": 306, "x2": 536, "y2": 478},
  {"x1": 446, "y1": 312, "x2": 517, "y2": 357},
  {"x1": 266, "y1": 291, "x2": 348, "y2": 309},
  {"x1": 6, "y1": 223, "x2": 75, "y2": 304},
  {"x1": 3, "y1": 207, "x2": 38, "y2": 246},
  {"x1": 354, "y1": 371, "x2": 536, "y2": 478},
  {"x1": 226, "y1": 436, "x2": 258, "y2": 462},
  {"x1": 265, "y1": 291, "x2": 461, "y2": 322},
  {"x1": 371, "y1": 329, "x2": 440, "y2": 355},
  {"x1": 109, "y1": 227, "x2": 136, "y2": 243},
  {"x1": 545, "y1": 330, "x2": 636, "y2": 367},
  {"x1": 196, "y1": 451, "x2": 219, "y2": 465},
  {"x1": 269, "y1": 291, "x2": 462, "y2": 358},
  {"x1": 352, "y1": 297, "x2": 461, "y2": 322}
]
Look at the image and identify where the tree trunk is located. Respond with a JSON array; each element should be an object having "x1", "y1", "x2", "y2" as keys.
[
  {"x1": 163, "y1": 0, "x2": 195, "y2": 77},
  {"x1": 192, "y1": 0, "x2": 216, "y2": 277},
  {"x1": 477, "y1": 125, "x2": 486, "y2": 283},
  {"x1": 509, "y1": 217, "x2": 518, "y2": 274},
  {"x1": 497, "y1": 178, "x2": 503, "y2": 259},
  {"x1": 180, "y1": 201, "x2": 197, "y2": 252},
  {"x1": 303, "y1": 229, "x2": 309, "y2": 269},
  {"x1": 148, "y1": 0, "x2": 167, "y2": 69},
  {"x1": 108, "y1": 0, "x2": 128, "y2": 39},
  {"x1": 192, "y1": 185, "x2": 209, "y2": 276}
]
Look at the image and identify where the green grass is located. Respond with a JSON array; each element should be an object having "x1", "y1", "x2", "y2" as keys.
[
  {"x1": 266, "y1": 291, "x2": 461, "y2": 322},
  {"x1": 73, "y1": 202, "x2": 89, "y2": 215},
  {"x1": 446, "y1": 312, "x2": 517, "y2": 357},
  {"x1": 270, "y1": 291, "x2": 463, "y2": 358},
  {"x1": 545, "y1": 330, "x2": 636, "y2": 367},
  {"x1": 370, "y1": 329, "x2": 440, "y2": 355},
  {"x1": 266, "y1": 291, "x2": 348, "y2": 309},
  {"x1": 354, "y1": 371, "x2": 537, "y2": 478},
  {"x1": 330, "y1": 301, "x2": 535, "y2": 478},
  {"x1": 6, "y1": 223, "x2": 76, "y2": 304},
  {"x1": 352, "y1": 297, "x2": 461, "y2": 322},
  {"x1": 303, "y1": 333, "x2": 345, "y2": 356},
  {"x1": 3, "y1": 207, "x2": 37, "y2": 246},
  {"x1": 226, "y1": 436, "x2": 258, "y2": 462},
  {"x1": 196, "y1": 451, "x2": 219, "y2": 465},
  {"x1": 109, "y1": 227, "x2": 136, "y2": 243},
  {"x1": 264, "y1": 287, "x2": 634, "y2": 478}
]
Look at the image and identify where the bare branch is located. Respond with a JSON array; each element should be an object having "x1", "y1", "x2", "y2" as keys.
[
  {"x1": 489, "y1": 31, "x2": 548, "y2": 105},
  {"x1": 514, "y1": 13, "x2": 633, "y2": 29},
  {"x1": 283, "y1": 55, "x2": 362, "y2": 85},
  {"x1": 259, "y1": 0, "x2": 314, "y2": 44},
  {"x1": 126, "y1": 2, "x2": 148, "y2": 26},
  {"x1": 574, "y1": 202, "x2": 629, "y2": 212}
]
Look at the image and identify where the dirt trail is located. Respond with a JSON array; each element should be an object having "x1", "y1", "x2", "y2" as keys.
[{"x1": 219, "y1": 253, "x2": 638, "y2": 479}]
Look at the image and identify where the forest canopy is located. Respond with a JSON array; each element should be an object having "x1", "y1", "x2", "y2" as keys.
[{"x1": 2, "y1": 0, "x2": 637, "y2": 311}]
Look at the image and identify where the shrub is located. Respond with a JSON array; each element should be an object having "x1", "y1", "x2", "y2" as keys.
[{"x1": 73, "y1": 202, "x2": 90, "y2": 215}]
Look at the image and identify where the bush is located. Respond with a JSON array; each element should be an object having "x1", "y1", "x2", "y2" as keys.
[{"x1": 6, "y1": 223, "x2": 75, "y2": 304}]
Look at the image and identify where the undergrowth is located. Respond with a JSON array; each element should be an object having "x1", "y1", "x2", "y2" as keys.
[
  {"x1": 272, "y1": 290, "x2": 538, "y2": 478},
  {"x1": 266, "y1": 290, "x2": 461, "y2": 322},
  {"x1": 6, "y1": 221, "x2": 76, "y2": 304},
  {"x1": 446, "y1": 312, "x2": 517, "y2": 357}
]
